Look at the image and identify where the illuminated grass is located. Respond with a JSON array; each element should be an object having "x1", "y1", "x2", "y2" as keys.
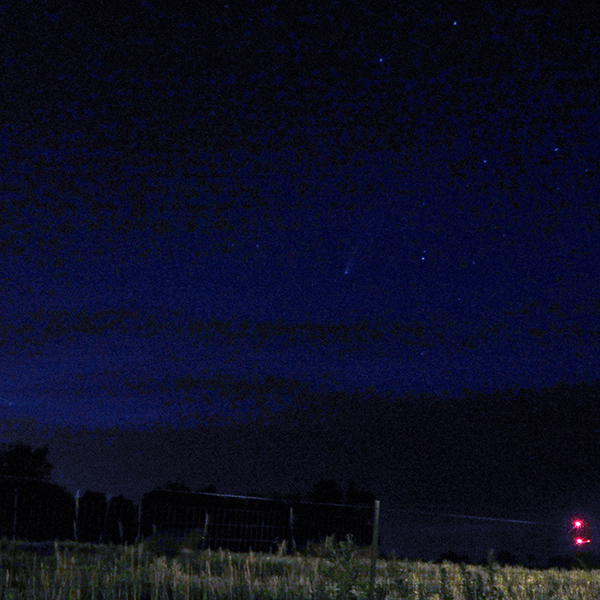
[{"x1": 0, "y1": 538, "x2": 598, "y2": 599}]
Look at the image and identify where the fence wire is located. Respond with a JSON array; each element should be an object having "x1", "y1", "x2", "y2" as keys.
[{"x1": 0, "y1": 478, "x2": 576, "y2": 565}]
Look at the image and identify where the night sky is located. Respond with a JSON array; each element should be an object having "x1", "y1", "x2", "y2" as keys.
[{"x1": 2, "y1": 0, "x2": 600, "y2": 558}]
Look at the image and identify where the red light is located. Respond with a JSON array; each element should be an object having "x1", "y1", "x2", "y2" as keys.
[{"x1": 570, "y1": 517, "x2": 592, "y2": 548}]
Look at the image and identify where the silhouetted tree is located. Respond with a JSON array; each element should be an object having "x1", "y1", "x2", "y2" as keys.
[
  {"x1": 21, "y1": 483, "x2": 75, "y2": 541},
  {"x1": 309, "y1": 479, "x2": 344, "y2": 503},
  {"x1": 345, "y1": 480, "x2": 375, "y2": 505},
  {"x1": 161, "y1": 480, "x2": 191, "y2": 492},
  {"x1": 78, "y1": 491, "x2": 108, "y2": 543},
  {"x1": 0, "y1": 443, "x2": 52, "y2": 481},
  {"x1": 496, "y1": 550, "x2": 519, "y2": 566},
  {"x1": 106, "y1": 495, "x2": 137, "y2": 544},
  {"x1": 438, "y1": 550, "x2": 470, "y2": 564},
  {"x1": 155, "y1": 481, "x2": 216, "y2": 493},
  {"x1": 0, "y1": 477, "x2": 74, "y2": 541}
]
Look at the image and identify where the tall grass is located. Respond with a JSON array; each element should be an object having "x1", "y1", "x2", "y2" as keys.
[{"x1": 0, "y1": 537, "x2": 598, "y2": 599}]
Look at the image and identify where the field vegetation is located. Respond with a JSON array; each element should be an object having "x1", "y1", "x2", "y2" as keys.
[{"x1": 0, "y1": 535, "x2": 598, "y2": 599}]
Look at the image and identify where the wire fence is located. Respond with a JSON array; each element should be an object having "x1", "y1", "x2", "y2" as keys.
[
  {"x1": 139, "y1": 490, "x2": 374, "y2": 553},
  {"x1": 0, "y1": 478, "x2": 74, "y2": 541},
  {"x1": 0, "y1": 477, "x2": 375, "y2": 553},
  {"x1": 0, "y1": 477, "x2": 574, "y2": 565}
]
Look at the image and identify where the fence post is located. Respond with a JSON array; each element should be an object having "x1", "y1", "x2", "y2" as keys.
[
  {"x1": 367, "y1": 500, "x2": 380, "y2": 600},
  {"x1": 12, "y1": 488, "x2": 18, "y2": 540},
  {"x1": 202, "y1": 512, "x2": 210, "y2": 548},
  {"x1": 289, "y1": 506, "x2": 295, "y2": 552},
  {"x1": 74, "y1": 490, "x2": 80, "y2": 541},
  {"x1": 137, "y1": 501, "x2": 142, "y2": 544}
]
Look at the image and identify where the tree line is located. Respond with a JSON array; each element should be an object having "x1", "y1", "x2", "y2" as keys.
[{"x1": 0, "y1": 442, "x2": 375, "y2": 548}]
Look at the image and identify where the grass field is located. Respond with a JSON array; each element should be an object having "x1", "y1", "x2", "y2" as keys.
[{"x1": 0, "y1": 537, "x2": 598, "y2": 599}]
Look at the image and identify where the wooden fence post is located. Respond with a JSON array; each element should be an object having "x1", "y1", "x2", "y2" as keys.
[{"x1": 367, "y1": 500, "x2": 380, "y2": 600}]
